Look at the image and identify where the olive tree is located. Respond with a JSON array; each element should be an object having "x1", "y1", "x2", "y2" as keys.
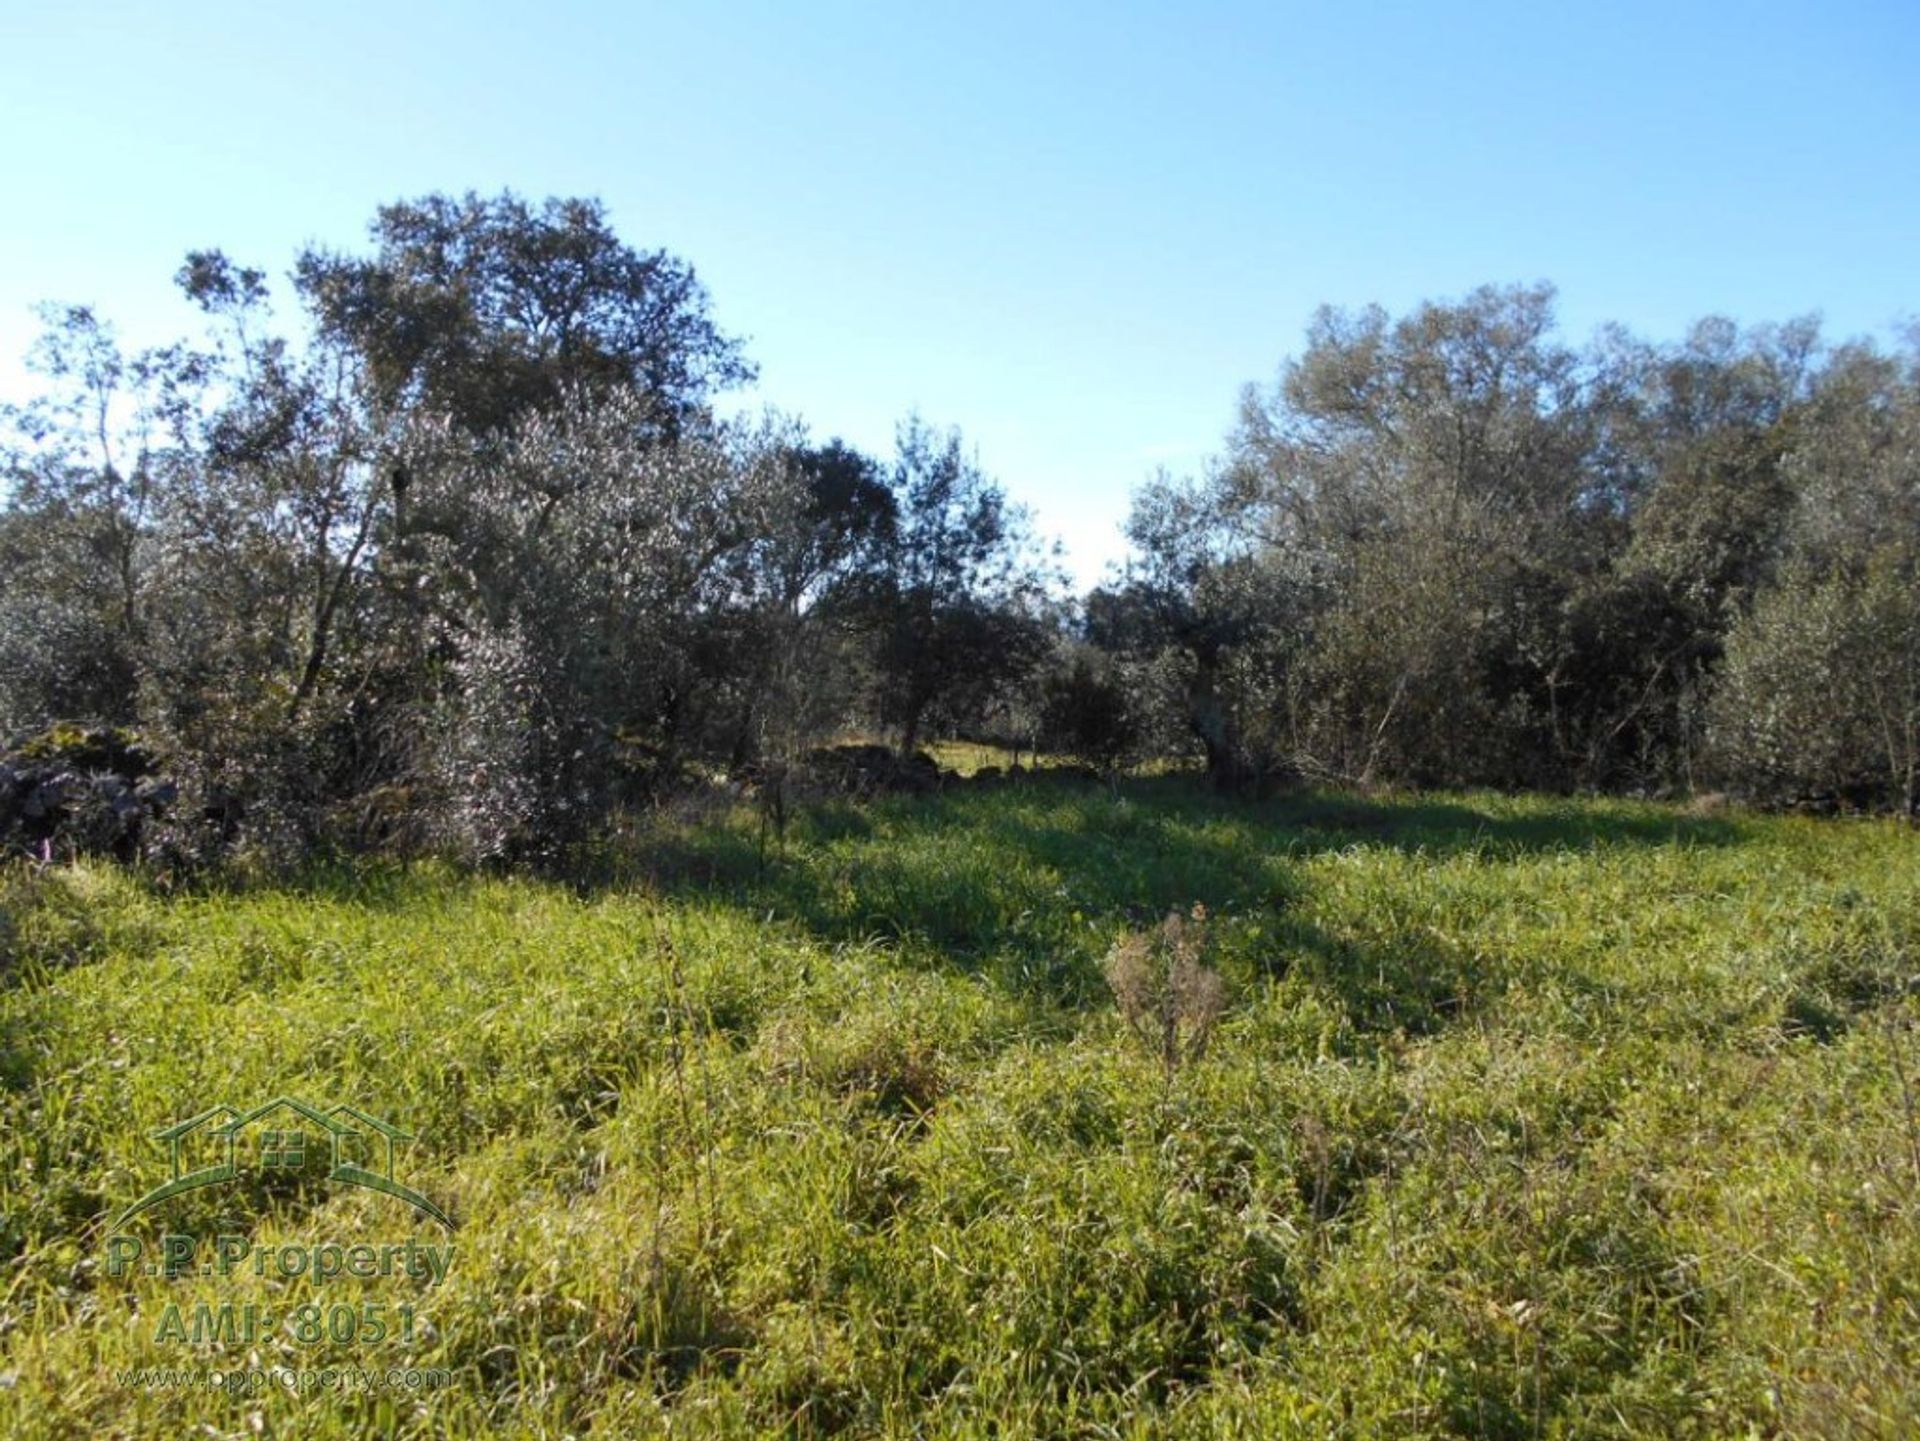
[
  {"x1": 1709, "y1": 334, "x2": 1920, "y2": 813},
  {"x1": 865, "y1": 417, "x2": 1057, "y2": 758}
]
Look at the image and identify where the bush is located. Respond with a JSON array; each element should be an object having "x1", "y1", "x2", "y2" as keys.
[
  {"x1": 1710, "y1": 554, "x2": 1920, "y2": 813},
  {"x1": 1039, "y1": 645, "x2": 1144, "y2": 778}
]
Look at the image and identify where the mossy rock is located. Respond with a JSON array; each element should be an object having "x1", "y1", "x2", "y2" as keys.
[{"x1": 9, "y1": 724, "x2": 156, "y2": 778}]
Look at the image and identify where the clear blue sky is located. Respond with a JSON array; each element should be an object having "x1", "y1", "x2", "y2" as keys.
[{"x1": 2, "y1": 1, "x2": 1915, "y2": 587}]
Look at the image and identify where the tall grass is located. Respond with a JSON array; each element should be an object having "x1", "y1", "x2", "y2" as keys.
[{"x1": 1, "y1": 783, "x2": 1916, "y2": 1436}]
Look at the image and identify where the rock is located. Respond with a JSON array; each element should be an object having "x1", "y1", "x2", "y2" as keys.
[
  {"x1": 803, "y1": 744, "x2": 951, "y2": 796},
  {"x1": 0, "y1": 726, "x2": 177, "y2": 860},
  {"x1": 1044, "y1": 764, "x2": 1102, "y2": 785}
]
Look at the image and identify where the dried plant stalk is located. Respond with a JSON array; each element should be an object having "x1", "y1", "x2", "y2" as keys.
[{"x1": 1103, "y1": 903, "x2": 1227, "y2": 1075}]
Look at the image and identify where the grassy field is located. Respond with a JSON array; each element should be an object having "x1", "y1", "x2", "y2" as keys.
[{"x1": 2, "y1": 779, "x2": 1918, "y2": 1438}]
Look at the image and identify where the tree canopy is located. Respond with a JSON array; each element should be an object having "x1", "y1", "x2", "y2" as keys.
[
  {"x1": 295, "y1": 192, "x2": 754, "y2": 437},
  {"x1": 4, "y1": 205, "x2": 1916, "y2": 871}
]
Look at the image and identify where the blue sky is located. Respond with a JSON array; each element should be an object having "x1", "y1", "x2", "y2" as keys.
[{"x1": 2, "y1": 1, "x2": 1914, "y2": 587}]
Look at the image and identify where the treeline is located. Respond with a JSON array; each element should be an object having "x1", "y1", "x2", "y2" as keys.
[
  {"x1": 0, "y1": 194, "x2": 1914, "y2": 868},
  {"x1": 0, "y1": 194, "x2": 1055, "y2": 866},
  {"x1": 1090, "y1": 287, "x2": 1919, "y2": 814}
]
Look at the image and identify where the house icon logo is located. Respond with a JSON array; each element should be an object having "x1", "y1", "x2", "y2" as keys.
[{"x1": 115, "y1": 1096, "x2": 454, "y2": 1231}]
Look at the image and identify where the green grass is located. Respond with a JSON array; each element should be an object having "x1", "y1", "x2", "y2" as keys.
[{"x1": 2, "y1": 781, "x2": 1918, "y2": 1437}]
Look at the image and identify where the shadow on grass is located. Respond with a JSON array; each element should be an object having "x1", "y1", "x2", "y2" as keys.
[
  {"x1": 120, "y1": 774, "x2": 1737, "y2": 1034},
  {"x1": 597, "y1": 775, "x2": 1742, "y2": 1014},
  {"x1": 1251, "y1": 784, "x2": 1743, "y2": 855}
]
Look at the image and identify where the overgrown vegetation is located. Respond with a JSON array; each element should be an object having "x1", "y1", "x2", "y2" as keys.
[
  {"x1": 0, "y1": 194, "x2": 1057, "y2": 869},
  {"x1": 4, "y1": 203, "x2": 1916, "y2": 880},
  {"x1": 1098, "y1": 297, "x2": 1920, "y2": 806},
  {"x1": 2, "y1": 184, "x2": 1916, "y2": 1435},
  {"x1": 2, "y1": 781, "x2": 1917, "y2": 1436}
]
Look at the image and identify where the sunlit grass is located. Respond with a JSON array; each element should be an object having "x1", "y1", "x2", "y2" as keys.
[{"x1": 2, "y1": 784, "x2": 1917, "y2": 1436}]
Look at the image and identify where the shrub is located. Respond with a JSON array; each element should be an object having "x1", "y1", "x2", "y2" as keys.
[{"x1": 1710, "y1": 553, "x2": 1920, "y2": 813}]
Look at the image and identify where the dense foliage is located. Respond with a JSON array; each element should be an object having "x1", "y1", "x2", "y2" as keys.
[
  {"x1": 1096, "y1": 290, "x2": 1919, "y2": 811},
  {"x1": 0, "y1": 194, "x2": 1053, "y2": 864},
  {"x1": 3, "y1": 202, "x2": 1915, "y2": 870}
]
